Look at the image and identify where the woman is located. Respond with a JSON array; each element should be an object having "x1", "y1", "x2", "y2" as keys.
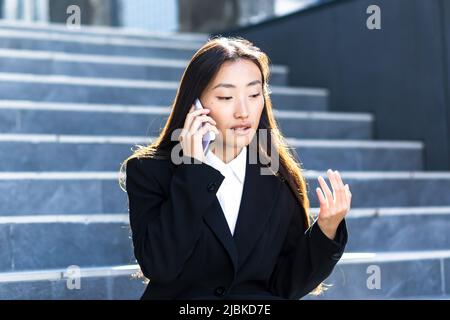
[{"x1": 120, "y1": 36, "x2": 351, "y2": 300}]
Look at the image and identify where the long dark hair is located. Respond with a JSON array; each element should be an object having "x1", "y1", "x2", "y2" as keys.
[{"x1": 119, "y1": 36, "x2": 322, "y2": 295}]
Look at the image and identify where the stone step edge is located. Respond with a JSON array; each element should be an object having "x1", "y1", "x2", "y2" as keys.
[
  {"x1": 3, "y1": 170, "x2": 449, "y2": 180},
  {"x1": 0, "y1": 20, "x2": 209, "y2": 41},
  {"x1": 0, "y1": 134, "x2": 422, "y2": 150},
  {"x1": 0, "y1": 28, "x2": 202, "y2": 50},
  {"x1": 2, "y1": 206, "x2": 450, "y2": 224},
  {"x1": 0, "y1": 72, "x2": 328, "y2": 96},
  {"x1": 0, "y1": 100, "x2": 371, "y2": 121},
  {"x1": 0, "y1": 48, "x2": 288, "y2": 73},
  {"x1": 2, "y1": 249, "x2": 449, "y2": 283},
  {"x1": 0, "y1": 264, "x2": 140, "y2": 283}
]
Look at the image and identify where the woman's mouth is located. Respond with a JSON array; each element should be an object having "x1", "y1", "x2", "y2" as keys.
[{"x1": 231, "y1": 125, "x2": 252, "y2": 136}]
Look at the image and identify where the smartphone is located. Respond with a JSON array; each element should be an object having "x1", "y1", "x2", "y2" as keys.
[{"x1": 194, "y1": 98, "x2": 215, "y2": 152}]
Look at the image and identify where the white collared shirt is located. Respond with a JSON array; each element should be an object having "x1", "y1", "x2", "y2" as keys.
[{"x1": 204, "y1": 146, "x2": 247, "y2": 236}]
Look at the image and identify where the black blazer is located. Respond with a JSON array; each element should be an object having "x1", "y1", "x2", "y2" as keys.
[{"x1": 125, "y1": 149, "x2": 348, "y2": 300}]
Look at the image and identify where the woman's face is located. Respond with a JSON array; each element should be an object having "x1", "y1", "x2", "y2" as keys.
[{"x1": 199, "y1": 58, "x2": 265, "y2": 154}]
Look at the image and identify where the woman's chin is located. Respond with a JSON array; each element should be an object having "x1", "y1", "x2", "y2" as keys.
[
  {"x1": 232, "y1": 128, "x2": 256, "y2": 146},
  {"x1": 230, "y1": 134, "x2": 254, "y2": 148},
  {"x1": 211, "y1": 137, "x2": 251, "y2": 152},
  {"x1": 214, "y1": 127, "x2": 258, "y2": 150}
]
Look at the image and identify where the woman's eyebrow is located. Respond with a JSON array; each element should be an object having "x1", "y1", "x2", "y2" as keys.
[{"x1": 212, "y1": 80, "x2": 261, "y2": 89}]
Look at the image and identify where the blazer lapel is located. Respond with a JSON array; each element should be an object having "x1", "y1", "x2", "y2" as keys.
[
  {"x1": 233, "y1": 147, "x2": 284, "y2": 271},
  {"x1": 172, "y1": 152, "x2": 240, "y2": 275},
  {"x1": 203, "y1": 192, "x2": 239, "y2": 276},
  {"x1": 191, "y1": 146, "x2": 283, "y2": 276}
]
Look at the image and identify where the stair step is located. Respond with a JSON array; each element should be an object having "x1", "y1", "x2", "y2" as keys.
[
  {"x1": 2, "y1": 249, "x2": 449, "y2": 299},
  {"x1": 0, "y1": 264, "x2": 144, "y2": 299},
  {"x1": 0, "y1": 21, "x2": 209, "y2": 43},
  {"x1": 306, "y1": 251, "x2": 450, "y2": 299},
  {"x1": 0, "y1": 101, "x2": 372, "y2": 139},
  {"x1": 304, "y1": 170, "x2": 450, "y2": 208},
  {"x1": 288, "y1": 138, "x2": 423, "y2": 171},
  {"x1": 275, "y1": 109, "x2": 373, "y2": 139},
  {"x1": 3, "y1": 206, "x2": 447, "y2": 272},
  {"x1": 0, "y1": 214, "x2": 133, "y2": 272},
  {"x1": 388, "y1": 294, "x2": 450, "y2": 300},
  {"x1": 0, "y1": 28, "x2": 199, "y2": 59},
  {"x1": 0, "y1": 134, "x2": 423, "y2": 172},
  {"x1": 323, "y1": 207, "x2": 450, "y2": 252},
  {"x1": 0, "y1": 49, "x2": 289, "y2": 85},
  {"x1": 0, "y1": 171, "x2": 449, "y2": 215},
  {"x1": 0, "y1": 73, "x2": 328, "y2": 110}
]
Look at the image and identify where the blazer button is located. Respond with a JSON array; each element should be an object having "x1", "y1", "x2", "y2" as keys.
[
  {"x1": 207, "y1": 182, "x2": 217, "y2": 193},
  {"x1": 214, "y1": 286, "x2": 226, "y2": 297}
]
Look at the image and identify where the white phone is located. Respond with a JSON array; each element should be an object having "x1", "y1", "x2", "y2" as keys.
[{"x1": 194, "y1": 98, "x2": 215, "y2": 152}]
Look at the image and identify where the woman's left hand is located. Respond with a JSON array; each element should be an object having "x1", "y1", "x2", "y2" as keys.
[{"x1": 315, "y1": 169, "x2": 352, "y2": 240}]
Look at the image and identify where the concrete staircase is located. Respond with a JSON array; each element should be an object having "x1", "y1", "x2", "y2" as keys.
[{"x1": 0, "y1": 21, "x2": 449, "y2": 300}]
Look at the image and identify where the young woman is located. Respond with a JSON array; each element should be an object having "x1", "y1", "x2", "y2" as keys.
[{"x1": 120, "y1": 36, "x2": 351, "y2": 300}]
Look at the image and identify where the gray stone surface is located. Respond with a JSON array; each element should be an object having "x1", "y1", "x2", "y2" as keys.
[
  {"x1": 0, "y1": 273, "x2": 146, "y2": 299},
  {"x1": 0, "y1": 37, "x2": 197, "y2": 59},
  {"x1": 307, "y1": 258, "x2": 443, "y2": 299},
  {"x1": 4, "y1": 223, "x2": 134, "y2": 272},
  {"x1": 0, "y1": 141, "x2": 422, "y2": 172},
  {"x1": 346, "y1": 214, "x2": 450, "y2": 252},
  {"x1": 1, "y1": 173, "x2": 450, "y2": 216},
  {"x1": 0, "y1": 108, "x2": 370, "y2": 139},
  {"x1": 0, "y1": 80, "x2": 327, "y2": 110},
  {"x1": 0, "y1": 56, "x2": 288, "y2": 86}
]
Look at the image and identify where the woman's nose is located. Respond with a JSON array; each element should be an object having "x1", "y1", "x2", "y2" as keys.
[{"x1": 234, "y1": 100, "x2": 249, "y2": 118}]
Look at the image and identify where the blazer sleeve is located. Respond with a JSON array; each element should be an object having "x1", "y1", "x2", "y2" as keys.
[
  {"x1": 268, "y1": 203, "x2": 348, "y2": 300},
  {"x1": 125, "y1": 156, "x2": 225, "y2": 283}
]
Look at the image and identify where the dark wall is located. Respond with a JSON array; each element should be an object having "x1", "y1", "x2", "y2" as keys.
[
  {"x1": 213, "y1": 0, "x2": 450, "y2": 170},
  {"x1": 177, "y1": 0, "x2": 275, "y2": 33},
  {"x1": 178, "y1": 0, "x2": 239, "y2": 33}
]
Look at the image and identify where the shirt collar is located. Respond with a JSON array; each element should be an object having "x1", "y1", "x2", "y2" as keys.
[{"x1": 204, "y1": 146, "x2": 247, "y2": 184}]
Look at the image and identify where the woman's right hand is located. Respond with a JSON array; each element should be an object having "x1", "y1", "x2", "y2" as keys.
[{"x1": 179, "y1": 104, "x2": 219, "y2": 163}]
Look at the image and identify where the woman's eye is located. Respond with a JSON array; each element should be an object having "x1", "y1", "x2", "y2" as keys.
[{"x1": 217, "y1": 93, "x2": 260, "y2": 100}]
